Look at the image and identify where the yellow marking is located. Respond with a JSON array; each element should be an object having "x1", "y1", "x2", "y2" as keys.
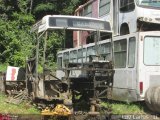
[{"x1": 41, "y1": 104, "x2": 71, "y2": 116}]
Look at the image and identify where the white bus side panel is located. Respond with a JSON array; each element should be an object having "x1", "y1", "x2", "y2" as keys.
[{"x1": 112, "y1": 70, "x2": 137, "y2": 102}]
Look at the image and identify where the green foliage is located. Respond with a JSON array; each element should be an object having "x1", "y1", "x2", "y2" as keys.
[
  {"x1": 47, "y1": 32, "x2": 63, "y2": 60},
  {"x1": 0, "y1": 13, "x2": 34, "y2": 66},
  {"x1": 34, "y1": 3, "x2": 56, "y2": 14},
  {"x1": 0, "y1": 93, "x2": 40, "y2": 114},
  {"x1": 36, "y1": 31, "x2": 63, "y2": 70},
  {"x1": 12, "y1": 12, "x2": 35, "y2": 27},
  {"x1": 101, "y1": 101, "x2": 146, "y2": 114},
  {"x1": 61, "y1": 0, "x2": 80, "y2": 15},
  {"x1": 0, "y1": 63, "x2": 8, "y2": 72},
  {"x1": 0, "y1": 0, "x2": 86, "y2": 68},
  {"x1": 16, "y1": 0, "x2": 31, "y2": 13}
]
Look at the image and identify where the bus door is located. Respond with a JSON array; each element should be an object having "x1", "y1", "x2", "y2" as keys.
[
  {"x1": 138, "y1": 32, "x2": 160, "y2": 98},
  {"x1": 113, "y1": 34, "x2": 137, "y2": 101},
  {"x1": 113, "y1": 36, "x2": 128, "y2": 90}
]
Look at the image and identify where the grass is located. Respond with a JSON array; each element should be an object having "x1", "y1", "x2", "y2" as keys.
[
  {"x1": 100, "y1": 100, "x2": 150, "y2": 114},
  {"x1": 0, "y1": 63, "x2": 8, "y2": 72},
  {"x1": 0, "y1": 93, "x2": 40, "y2": 114},
  {"x1": 0, "y1": 92, "x2": 153, "y2": 116}
]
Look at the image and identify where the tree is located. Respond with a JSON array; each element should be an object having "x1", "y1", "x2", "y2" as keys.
[
  {"x1": 0, "y1": 13, "x2": 34, "y2": 66},
  {"x1": 0, "y1": 0, "x2": 87, "y2": 68}
]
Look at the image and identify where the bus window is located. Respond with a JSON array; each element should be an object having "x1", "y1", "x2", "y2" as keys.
[
  {"x1": 120, "y1": 0, "x2": 135, "y2": 12},
  {"x1": 114, "y1": 39, "x2": 127, "y2": 68},
  {"x1": 137, "y1": 0, "x2": 160, "y2": 8},
  {"x1": 86, "y1": 32, "x2": 95, "y2": 44},
  {"x1": 77, "y1": 49, "x2": 82, "y2": 63},
  {"x1": 144, "y1": 36, "x2": 160, "y2": 65},
  {"x1": 83, "y1": 48, "x2": 86, "y2": 62},
  {"x1": 99, "y1": 0, "x2": 111, "y2": 17},
  {"x1": 70, "y1": 50, "x2": 77, "y2": 63},
  {"x1": 87, "y1": 46, "x2": 95, "y2": 62},
  {"x1": 57, "y1": 57, "x2": 62, "y2": 68},
  {"x1": 77, "y1": 48, "x2": 86, "y2": 63},
  {"x1": 128, "y1": 37, "x2": 136, "y2": 68},
  {"x1": 99, "y1": 43, "x2": 111, "y2": 61},
  {"x1": 57, "y1": 53, "x2": 62, "y2": 68},
  {"x1": 63, "y1": 52, "x2": 69, "y2": 67},
  {"x1": 100, "y1": 32, "x2": 111, "y2": 40},
  {"x1": 83, "y1": 3, "x2": 92, "y2": 17}
]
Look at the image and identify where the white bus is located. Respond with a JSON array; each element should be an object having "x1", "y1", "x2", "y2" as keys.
[
  {"x1": 74, "y1": 0, "x2": 160, "y2": 37},
  {"x1": 57, "y1": 31, "x2": 160, "y2": 102}
]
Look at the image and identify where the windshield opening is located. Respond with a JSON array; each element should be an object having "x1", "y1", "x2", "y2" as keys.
[
  {"x1": 144, "y1": 36, "x2": 160, "y2": 66},
  {"x1": 137, "y1": 0, "x2": 160, "y2": 8}
]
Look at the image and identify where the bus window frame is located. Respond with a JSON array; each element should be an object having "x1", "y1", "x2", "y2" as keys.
[
  {"x1": 136, "y1": 0, "x2": 160, "y2": 9},
  {"x1": 83, "y1": 3, "x2": 93, "y2": 17},
  {"x1": 63, "y1": 51, "x2": 69, "y2": 67},
  {"x1": 143, "y1": 36, "x2": 160, "y2": 66},
  {"x1": 87, "y1": 46, "x2": 96, "y2": 61},
  {"x1": 120, "y1": 0, "x2": 136, "y2": 13},
  {"x1": 114, "y1": 39, "x2": 127, "y2": 68},
  {"x1": 57, "y1": 54, "x2": 63, "y2": 68},
  {"x1": 69, "y1": 50, "x2": 77, "y2": 63},
  {"x1": 99, "y1": 42, "x2": 111, "y2": 61},
  {"x1": 128, "y1": 37, "x2": 136, "y2": 68},
  {"x1": 99, "y1": 0, "x2": 111, "y2": 17},
  {"x1": 77, "y1": 48, "x2": 86, "y2": 63}
]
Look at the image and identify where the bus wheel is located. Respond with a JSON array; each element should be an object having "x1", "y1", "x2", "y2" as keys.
[{"x1": 120, "y1": 24, "x2": 130, "y2": 35}]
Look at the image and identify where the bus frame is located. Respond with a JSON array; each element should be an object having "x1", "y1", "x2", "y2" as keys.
[{"x1": 30, "y1": 15, "x2": 115, "y2": 114}]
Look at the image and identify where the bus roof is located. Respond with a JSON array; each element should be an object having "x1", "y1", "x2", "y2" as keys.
[{"x1": 31, "y1": 15, "x2": 112, "y2": 33}]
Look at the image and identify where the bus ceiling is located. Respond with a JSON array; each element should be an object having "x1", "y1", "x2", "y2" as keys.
[{"x1": 31, "y1": 15, "x2": 112, "y2": 34}]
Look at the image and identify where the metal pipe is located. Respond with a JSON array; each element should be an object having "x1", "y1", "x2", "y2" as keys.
[
  {"x1": 35, "y1": 32, "x2": 39, "y2": 81},
  {"x1": 80, "y1": 31, "x2": 83, "y2": 65},
  {"x1": 62, "y1": 28, "x2": 66, "y2": 50},
  {"x1": 35, "y1": 30, "x2": 46, "y2": 80},
  {"x1": 25, "y1": 57, "x2": 28, "y2": 96},
  {"x1": 43, "y1": 31, "x2": 48, "y2": 70},
  {"x1": 110, "y1": 34, "x2": 114, "y2": 66},
  {"x1": 96, "y1": 30, "x2": 100, "y2": 58}
]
